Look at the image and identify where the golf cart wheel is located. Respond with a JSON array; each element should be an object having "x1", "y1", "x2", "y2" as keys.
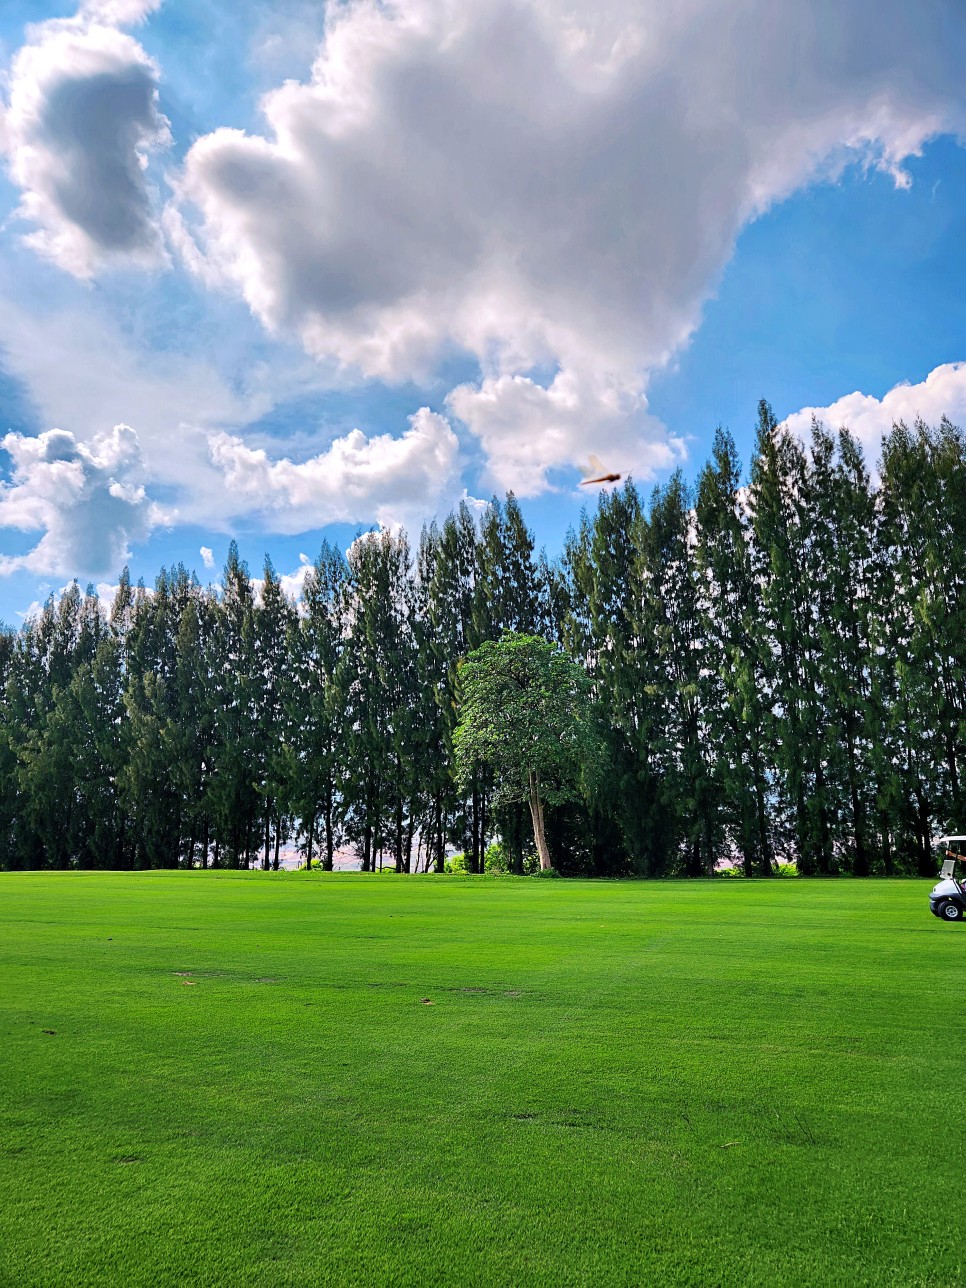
[{"x1": 939, "y1": 901, "x2": 964, "y2": 922}]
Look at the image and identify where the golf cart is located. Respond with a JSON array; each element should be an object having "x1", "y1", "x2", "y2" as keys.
[{"x1": 929, "y1": 837, "x2": 966, "y2": 922}]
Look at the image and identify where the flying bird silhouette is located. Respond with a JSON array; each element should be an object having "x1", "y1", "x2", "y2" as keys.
[{"x1": 580, "y1": 454, "x2": 622, "y2": 485}]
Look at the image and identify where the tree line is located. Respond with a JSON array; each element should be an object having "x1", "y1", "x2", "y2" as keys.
[{"x1": 1, "y1": 403, "x2": 963, "y2": 877}]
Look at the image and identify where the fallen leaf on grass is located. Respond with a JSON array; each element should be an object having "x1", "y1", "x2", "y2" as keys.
[
  {"x1": 420, "y1": 998, "x2": 434, "y2": 1005},
  {"x1": 42, "y1": 1029, "x2": 57, "y2": 1035},
  {"x1": 181, "y1": 980, "x2": 197, "y2": 987},
  {"x1": 720, "y1": 1141, "x2": 740, "y2": 1149}
]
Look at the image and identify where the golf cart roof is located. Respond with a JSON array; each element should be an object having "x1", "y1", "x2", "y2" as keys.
[{"x1": 939, "y1": 836, "x2": 966, "y2": 844}]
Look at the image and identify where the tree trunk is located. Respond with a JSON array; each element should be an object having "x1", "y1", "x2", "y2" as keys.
[
  {"x1": 404, "y1": 810, "x2": 414, "y2": 874},
  {"x1": 435, "y1": 801, "x2": 446, "y2": 874},
  {"x1": 362, "y1": 825, "x2": 372, "y2": 873},
  {"x1": 325, "y1": 821, "x2": 334, "y2": 872},
  {"x1": 686, "y1": 833, "x2": 701, "y2": 879},
  {"x1": 393, "y1": 794, "x2": 404, "y2": 874},
  {"x1": 527, "y1": 768, "x2": 552, "y2": 870},
  {"x1": 750, "y1": 729, "x2": 773, "y2": 876},
  {"x1": 470, "y1": 784, "x2": 481, "y2": 874},
  {"x1": 845, "y1": 726, "x2": 869, "y2": 877},
  {"x1": 324, "y1": 793, "x2": 334, "y2": 871},
  {"x1": 879, "y1": 808, "x2": 893, "y2": 877},
  {"x1": 306, "y1": 815, "x2": 314, "y2": 871}
]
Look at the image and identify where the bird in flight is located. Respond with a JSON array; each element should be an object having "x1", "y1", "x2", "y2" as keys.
[{"x1": 580, "y1": 454, "x2": 622, "y2": 485}]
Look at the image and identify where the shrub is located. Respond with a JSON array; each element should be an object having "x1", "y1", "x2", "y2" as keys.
[
  {"x1": 534, "y1": 866, "x2": 562, "y2": 878},
  {"x1": 484, "y1": 843, "x2": 509, "y2": 874},
  {"x1": 444, "y1": 852, "x2": 468, "y2": 874}
]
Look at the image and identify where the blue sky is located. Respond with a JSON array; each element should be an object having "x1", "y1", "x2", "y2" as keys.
[{"x1": 0, "y1": 0, "x2": 964, "y2": 620}]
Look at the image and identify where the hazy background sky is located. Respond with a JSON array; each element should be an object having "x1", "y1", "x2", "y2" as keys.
[{"x1": 1, "y1": 0, "x2": 964, "y2": 619}]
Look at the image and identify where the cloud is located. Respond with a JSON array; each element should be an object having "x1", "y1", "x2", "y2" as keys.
[
  {"x1": 0, "y1": 423, "x2": 163, "y2": 577},
  {"x1": 447, "y1": 366, "x2": 686, "y2": 494},
  {"x1": 208, "y1": 406, "x2": 461, "y2": 532},
  {"x1": 0, "y1": 295, "x2": 271, "y2": 527},
  {"x1": 173, "y1": 0, "x2": 966, "y2": 492},
  {"x1": 251, "y1": 552, "x2": 313, "y2": 608},
  {"x1": 783, "y1": 362, "x2": 966, "y2": 459},
  {"x1": 277, "y1": 554, "x2": 313, "y2": 603},
  {"x1": 1, "y1": 1, "x2": 169, "y2": 277},
  {"x1": 0, "y1": 287, "x2": 464, "y2": 544},
  {"x1": 80, "y1": 0, "x2": 163, "y2": 24},
  {"x1": 200, "y1": 545, "x2": 215, "y2": 570}
]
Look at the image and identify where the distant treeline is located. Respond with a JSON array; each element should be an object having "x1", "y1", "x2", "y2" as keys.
[{"x1": 1, "y1": 403, "x2": 963, "y2": 877}]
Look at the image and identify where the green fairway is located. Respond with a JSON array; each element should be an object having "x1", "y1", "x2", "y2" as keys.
[{"x1": 0, "y1": 874, "x2": 963, "y2": 1287}]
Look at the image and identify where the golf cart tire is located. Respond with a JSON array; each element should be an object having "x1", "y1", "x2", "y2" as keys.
[{"x1": 939, "y1": 901, "x2": 964, "y2": 922}]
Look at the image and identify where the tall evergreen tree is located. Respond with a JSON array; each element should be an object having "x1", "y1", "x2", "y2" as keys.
[
  {"x1": 695, "y1": 428, "x2": 774, "y2": 875},
  {"x1": 288, "y1": 541, "x2": 350, "y2": 870}
]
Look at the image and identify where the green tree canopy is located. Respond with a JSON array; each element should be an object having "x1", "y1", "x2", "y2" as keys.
[{"x1": 453, "y1": 633, "x2": 596, "y2": 870}]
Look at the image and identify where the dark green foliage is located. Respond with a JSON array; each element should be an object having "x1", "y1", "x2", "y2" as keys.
[{"x1": 0, "y1": 414, "x2": 963, "y2": 876}]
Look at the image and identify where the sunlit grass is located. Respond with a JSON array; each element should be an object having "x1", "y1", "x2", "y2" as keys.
[{"x1": 1, "y1": 872, "x2": 962, "y2": 1286}]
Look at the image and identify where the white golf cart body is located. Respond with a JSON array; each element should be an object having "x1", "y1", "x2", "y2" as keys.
[{"x1": 930, "y1": 836, "x2": 966, "y2": 922}]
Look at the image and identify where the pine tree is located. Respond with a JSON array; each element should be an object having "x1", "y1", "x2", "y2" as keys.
[
  {"x1": 426, "y1": 503, "x2": 488, "y2": 872},
  {"x1": 560, "y1": 483, "x2": 668, "y2": 875},
  {"x1": 695, "y1": 428, "x2": 774, "y2": 875},
  {"x1": 206, "y1": 542, "x2": 261, "y2": 867},
  {"x1": 749, "y1": 402, "x2": 835, "y2": 873},
  {"x1": 343, "y1": 531, "x2": 417, "y2": 871},
  {"x1": 289, "y1": 541, "x2": 350, "y2": 870},
  {"x1": 806, "y1": 424, "x2": 884, "y2": 874},
  {"x1": 252, "y1": 558, "x2": 297, "y2": 870},
  {"x1": 878, "y1": 418, "x2": 966, "y2": 869}
]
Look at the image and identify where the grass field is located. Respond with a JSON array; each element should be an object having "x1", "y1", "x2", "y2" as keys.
[{"x1": 0, "y1": 873, "x2": 963, "y2": 1287}]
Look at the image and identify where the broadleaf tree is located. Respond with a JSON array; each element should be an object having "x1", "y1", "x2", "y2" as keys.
[{"x1": 453, "y1": 633, "x2": 597, "y2": 870}]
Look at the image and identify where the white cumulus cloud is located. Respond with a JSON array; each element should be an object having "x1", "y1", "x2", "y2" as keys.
[
  {"x1": 1, "y1": 0, "x2": 169, "y2": 277},
  {"x1": 200, "y1": 545, "x2": 215, "y2": 570},
  {"x1": 80, "y1": 0, "x2": 163, "y2": 25},
  {"x1": 208, "y1": 406, "x2": 461, "y2": 532},
  {"x1": 0, "y1": 423, "x2": 163, "y2": 578},
  {"x1": 447, "y1": 366, "x2": 686, "y2": 494},
  {"x1": 784, "y1": 362, "x2": 966, "y2": 459},
  {"x1": 173, "y1": 0, "x2": 966, "y2": 493}
]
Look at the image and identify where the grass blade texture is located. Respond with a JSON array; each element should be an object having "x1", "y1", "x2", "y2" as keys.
[{"x1": 0, "y1": 872, "x2": 963, "y2": 1286}]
